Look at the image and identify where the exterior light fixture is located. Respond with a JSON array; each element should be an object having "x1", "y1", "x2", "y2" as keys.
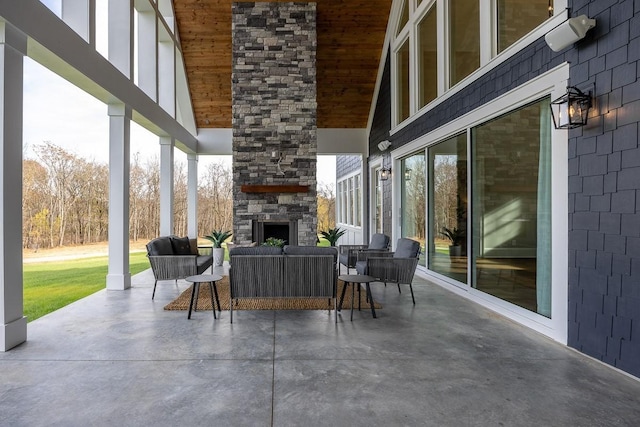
[
  {"x1": 380, "y1": 167, "x2": 391, "y2": 181},
  {"x1": 378, "y1": 140, "x2": 391, "y2": 151},
  {"x1": 550, "y1": 86, "x2": 592, "y2": 129},
  {"x1": 404, "y1": 168, "x2": 412, "y2": 181},
  {"x1": 544, "y1": 15, "x2": 596, "y2": 52}
]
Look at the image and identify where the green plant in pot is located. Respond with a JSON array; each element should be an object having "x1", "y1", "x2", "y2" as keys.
[
  {"x1": 441, "y1": 227, "x2": 465, "y2": 257},
  {"x1": 319, "y1": 227, "x2": 347, "y2": 247},
  {"x1": 262, "y1": 237, "x2": 286, "y2": 248},
  {"x1": 204, "y1": 230, "x2": 232, "y2": 266}
]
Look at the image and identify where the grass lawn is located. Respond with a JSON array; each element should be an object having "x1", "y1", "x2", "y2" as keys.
[{"x1": 23, "y1": 252, "x2": 150, "y2": 322}]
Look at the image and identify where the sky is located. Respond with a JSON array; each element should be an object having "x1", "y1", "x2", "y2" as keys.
[{"x1": 22, "y1": 58, "x2": 336, "y2": 186}]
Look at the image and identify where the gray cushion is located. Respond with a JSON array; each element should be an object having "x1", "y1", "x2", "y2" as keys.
[
  {"x1": 146, "y1": 237, "x2": 174, "y2": 256},
  {"x1": 284, "y1": 245, "x2": 338, "y2": 261},
  {"x1": 394, "y1": 238, "x2": 420, "y2": 258},
  {"x1": 369, "y1": 233, "x2": 390, "y2": 250},
  {"x1": 171, "y1": 236, "x2": 192, "y2": 255},
  {"x1": 196, "y1": 255, "x2": 213, "y2": 273},
  {"x1": 355, "y1": 260, "x2": 367, "y2": 275},
  {"x1": 229, "y1": 246, "x2": 283, "y2": 256}
]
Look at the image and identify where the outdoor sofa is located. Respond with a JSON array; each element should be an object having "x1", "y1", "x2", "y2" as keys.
[{"x1": 228, "y1": 245, "x2": 338, "y2": 322}]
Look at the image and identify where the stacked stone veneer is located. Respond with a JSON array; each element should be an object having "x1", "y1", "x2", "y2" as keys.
[{"x1": 231, "y1": 2, "x2": 318, "y2": 246}]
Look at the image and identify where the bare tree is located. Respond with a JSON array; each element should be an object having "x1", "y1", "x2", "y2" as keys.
[{"x1": 317, "y1": 182, "x2": 336, "y2": 232}]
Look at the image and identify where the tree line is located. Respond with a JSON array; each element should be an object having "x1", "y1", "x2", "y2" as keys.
[{"x1": 23, "y1": 142, "x2": 335, "y2": 250}]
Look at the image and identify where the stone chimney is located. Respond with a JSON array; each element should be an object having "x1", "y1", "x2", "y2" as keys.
[{"x1": 231, "y1": 2, "x2": 318, "y2": 246}]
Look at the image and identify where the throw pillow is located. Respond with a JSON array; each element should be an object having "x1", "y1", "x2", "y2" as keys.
[{"x1": 171, "y1": 236, "x2": 192, "y2": 255}]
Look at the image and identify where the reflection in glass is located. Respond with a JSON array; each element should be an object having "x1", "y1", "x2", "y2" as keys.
[
  {"x1": 428, "y1": 134, "x2": 468, "y2": 283},
  {"x1": 471, "y1": 98, "x2": 551, "y2": 317},
  {"x1": 450, "y1": 0, "x2": 480, "y2": 86},
  {"x1": 397, "y1": 39, "x2": 411, "y2": 123},
  {"x1": 401, "y1": 153, "x2": 426, "y2": 266},
  {"x1": 497, "y1": 0, "x2": 553, "y2": 53},
  {"x1": 418, "y1": 6, "x2": 438, "y2": 108}
]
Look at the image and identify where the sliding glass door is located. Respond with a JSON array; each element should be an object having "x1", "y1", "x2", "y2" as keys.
[
  {"x1": 471, "y1": 98, "x2": 551, "y2": 317},
  {"x1": 400, "y1": 153, "x2": 426, "y2": 266},
  {"x1": 428, "y1": 133, "x2": 468, "y2": 283}
]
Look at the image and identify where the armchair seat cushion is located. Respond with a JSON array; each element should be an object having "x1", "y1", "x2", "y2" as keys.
[{"x1": 196, "y1": 255, "x2": 214, "y2": 273}]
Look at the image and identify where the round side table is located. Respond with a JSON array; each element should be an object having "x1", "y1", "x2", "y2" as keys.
[
  {"x1": 185, "y1": 274, "x2": 223, "y2": 319},
  {"x1": 338, "y1": 274, "x2": 377, "y2": 320}
]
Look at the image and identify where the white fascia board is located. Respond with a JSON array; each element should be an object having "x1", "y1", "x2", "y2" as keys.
[
  {"x1": 196, "y1": 128, "x2": 368, "y2": 156},
  {"x1": 318, "y1": 129, "x2": 367, "y2": 155}
]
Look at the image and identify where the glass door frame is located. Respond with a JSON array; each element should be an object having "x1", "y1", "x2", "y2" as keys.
[{"x1": 387, "y1": 64, "x2": 570, "y2": 343}]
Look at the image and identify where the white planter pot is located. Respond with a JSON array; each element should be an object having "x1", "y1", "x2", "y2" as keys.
[{"x1": 212, "y1": 247, "x2": 225, "y2": 266}]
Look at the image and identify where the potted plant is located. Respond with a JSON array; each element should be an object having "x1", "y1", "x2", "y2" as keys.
[
  {"x1": 204, "y1": 229, "x2": 233, "y2": 266},
  {"x1": 262, "y1": 237, "x2": 286, "y2": 248},
  {"x1": 441, "y1": 227, "x2": 465, "y2": 257},
  {"x1": 319, "y1": 227, "x2": 347, "y2": 247}
]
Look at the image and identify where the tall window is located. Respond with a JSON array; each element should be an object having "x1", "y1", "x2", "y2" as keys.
[
  {"x1": 428, "y1": 133, "x2": 468, "y2": 283},
  {"x1": 392, "y1": 0, "x2": 554, "y2": 126},
  {"x1": 498, "y1": 0, "x2": 553, "y2": 53},
  {"x1": 471, "y1": 98, "x2": 551, "y2": 317},
  {"x1": 418, "y1": 5, "x2": 438, "y2": 108},
  {"x1": 397, "y1": 39, "x2": 411, "y2": 123},
  {"x1": 337, "y1": 175, "x2": 363, "y2": 228},
  {"x1": 374, "y1": 170, "x2": 383, "y2": 233},
  {"x1": 401, "y1": 153, "x2": 426, "y2": 266},
  {"x1": 450, "y1": 0, "x2": 480, "y2": 86}
]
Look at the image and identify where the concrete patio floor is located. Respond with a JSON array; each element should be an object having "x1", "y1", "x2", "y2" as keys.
[{"x1": 2, "y1": 266, "x2": 640, "y2": 426}]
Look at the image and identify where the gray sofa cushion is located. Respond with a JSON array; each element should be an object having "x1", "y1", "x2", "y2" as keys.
[
  {"x1": 284, "y1": 245, "x2": 338, "y2": 261},
  {"x1": 229, "y1": 246, "x2": 283, "y2": 256},
  {"x1": 171, "y1": 236, "x2": 192, "y2": 255},
  {"x1": 146, "y1": 237, "x2": 174, "y2": 256}
]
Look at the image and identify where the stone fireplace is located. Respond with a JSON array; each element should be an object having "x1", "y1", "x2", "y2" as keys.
[{"x1": 231, "y1": 2, "x2": 318, "y2": 246}]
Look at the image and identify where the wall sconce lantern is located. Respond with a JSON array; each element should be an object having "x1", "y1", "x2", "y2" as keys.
[
  {"x1": 550, "y1": 86, "x2": 592, "y2": 129},
  {"x1": 404, "y1": 168, "x2": 412, "y2": 181},
  {"x1": 380, "y1": 167, "x2": 391, "y2": 181}
]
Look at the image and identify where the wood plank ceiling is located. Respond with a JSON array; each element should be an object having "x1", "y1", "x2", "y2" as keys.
[{"x1": 173, "y1": 0, "x2": 392, "y2": 129}]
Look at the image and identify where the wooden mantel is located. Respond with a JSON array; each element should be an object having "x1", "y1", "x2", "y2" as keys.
[{"x1": 240, "y1": 185, "x2": 309, "y2": 193}]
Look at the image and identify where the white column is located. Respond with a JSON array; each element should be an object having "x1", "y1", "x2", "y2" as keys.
[
  {"x1": 109, "y1": 0, "x2": 134, "y2": 78},
  {"x1": 106, "y1": 103, "x2": 131, "y2": 291},
  {"x1": 187, "y1": 153, "x2": 198, "y2": 238},
  {"x1": 61, "y1": 0, "x2": 96, "y2": 46},
  {"x1": 137, "y1": 8, "x2": 157, "y2": 100},
  {"x1": 0, "y1": 22, "x2": 27, "y2": 351},
  {"x1": 159, "y1": 136, "x2": 174, "y2": 236}
]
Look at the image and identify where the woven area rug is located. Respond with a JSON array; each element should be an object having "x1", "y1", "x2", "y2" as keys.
[{"x1": 163, "y1": 276, "x2": 382, "y2": 311}]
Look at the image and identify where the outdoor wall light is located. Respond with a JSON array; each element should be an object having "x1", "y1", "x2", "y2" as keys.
[
  {"x1": 378, "y1": 140, "x2": 391, "y2": 151},
  {"x1": 544, "y1": 15, "x2": 596, "y2": 52},
  {"x1": 380, "y1": 167, "x2": 391, "y2": 181},
  {"x1": 550, "y1": 86, "x2": 592, "y2": 129},
  {"x1": 404, "y1": 168, "x2": 412, "y2": 181}
]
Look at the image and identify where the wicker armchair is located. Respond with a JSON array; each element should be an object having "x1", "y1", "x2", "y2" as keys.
[
  {"x1": 338, "y1": 233, "x2": 390, "y2": 274},
  {"x1": 355, "y1": 238, "x2": 421, "y2": 304}
]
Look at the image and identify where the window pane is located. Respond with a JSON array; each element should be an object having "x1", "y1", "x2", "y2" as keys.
[
  {"x1": 396, "y1": 0, "x2": 409, "y2": 36},
  {"x1": 397, "y1": 39, "x2": 411, "y2": 122},
  {"x1": 428, "y1": 133, "x2": 468, "y2": 283},
  {"x1": 355, "y1": 175, "x2": 361, "y2": 227},
  {"x1": 450, "y1": 0, "x2": 480, "y2": 86},
  {"x1": 471, "y1": 98, "x2": 552, "y2": 317},
  {"x1": 418, "y1": 6, "x2": 437, "y2": 108},
  {"x1": 498, "y1": 0, "x2": 553, "y2": 53},
  {"x1": 401, "y1": 153, "x2": 426, "y2": 266}
]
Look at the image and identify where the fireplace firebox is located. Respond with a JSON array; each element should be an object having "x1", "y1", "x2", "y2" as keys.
[{"x1": 252, "y1": 220, "x2": 298, "y2": 246}]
